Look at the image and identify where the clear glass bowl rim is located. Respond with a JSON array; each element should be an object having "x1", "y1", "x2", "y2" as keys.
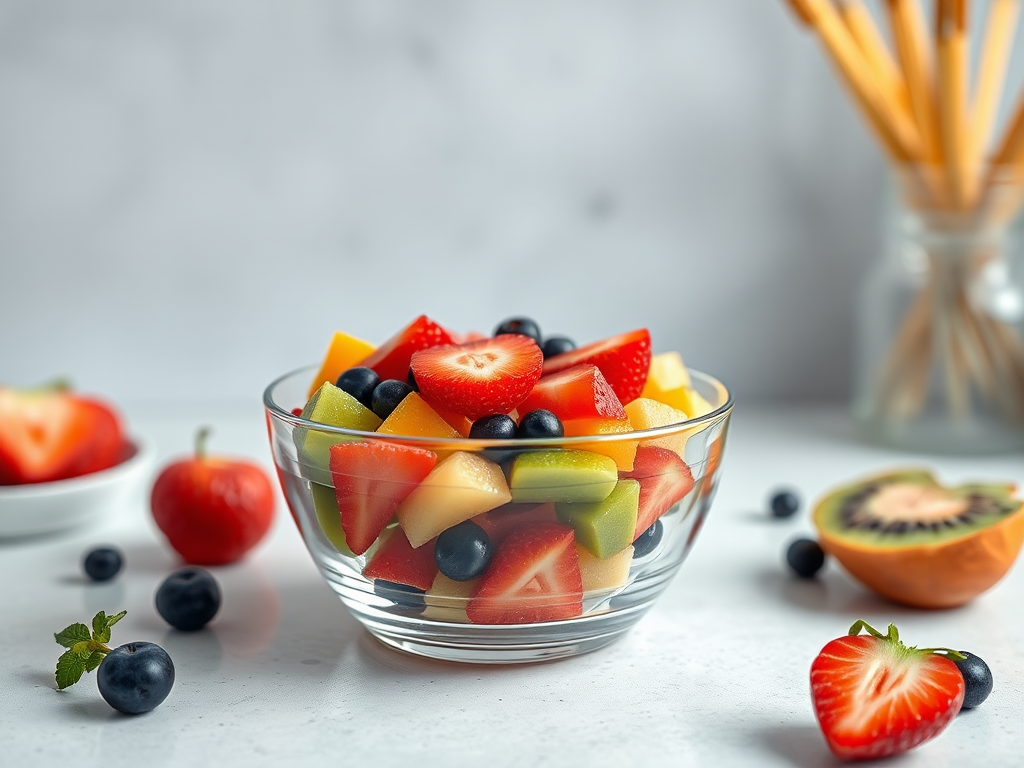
[{"x1": 264, "y1": 365, "x2": 734, "y2": 449}]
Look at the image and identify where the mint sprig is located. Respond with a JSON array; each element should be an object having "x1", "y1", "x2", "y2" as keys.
[{"x1": 54, "y1": 610, "x2": 126, "y2": 690}]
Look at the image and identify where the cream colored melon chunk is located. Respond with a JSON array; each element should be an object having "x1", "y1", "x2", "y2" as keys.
[
  {"x1": 422, "y1": 572, "x2": 477, "y2": 622},
  {"x1": 576, "y1": 544, "x2": 634, "y2": 593},
  {"x1": 624, "y1": 398, "x2": 689, "y2": 456},
  {"x1": 643, "y1": 352, "x2": 691, "y2": 394},
  {"x1": 397, "y1": 451, "x2": 512, "y2": 547}
]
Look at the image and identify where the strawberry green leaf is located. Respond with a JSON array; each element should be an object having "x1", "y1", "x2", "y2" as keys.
[
  {"x1": 55, "y1": 650, "x2": 87, "y2": 690},
  {"x1": 54, "y1": 623, "x2": 91, "y2": 649}
]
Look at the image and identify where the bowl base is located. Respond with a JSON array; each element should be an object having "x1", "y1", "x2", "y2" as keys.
[
  {"x1": 364, "y1": 623, "x2": 631, "y2": 664},
  {"x1": 349, "y1": 600, "x2": 654, "y2": 665}
]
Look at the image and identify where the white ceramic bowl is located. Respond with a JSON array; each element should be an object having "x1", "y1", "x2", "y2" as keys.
[{"x1": 0, "y1": 438, "x2": 155, "y2": 538}]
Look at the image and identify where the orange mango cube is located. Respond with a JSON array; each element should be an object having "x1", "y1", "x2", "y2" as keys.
[{"x1": 307, "y1": 331, "x2": 377, "y2": 399}]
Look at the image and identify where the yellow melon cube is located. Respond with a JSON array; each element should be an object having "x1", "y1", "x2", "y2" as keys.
[
  {"x1": 576, "y1": 543, "x2": 634, "y2": 593},
  {"x1": 643, "y1": 352, "x2": 691, "y2": 395},
  {"x1": 397, "y1": 452, "x2": 512, "y2": 547},
  {"x1": 377, "y1": 393, "x2": 461, "y2": 439},
  {"x1": 562, "y1": 418, "x2": 638, "y2": 472},
  {"x1": 624, "y1": 398, "x2": 689, "y2": 456},
  {"x1": 422, "y1": 572, "x2": 476, "y2": 622},
  {"x1": 307, "y1": 331, "x2": 377, "y2": 399}
]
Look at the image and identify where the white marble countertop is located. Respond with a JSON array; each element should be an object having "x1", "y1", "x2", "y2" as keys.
[{"x1": 3, "y1": 403, "x2": 1023, "y2": 768}]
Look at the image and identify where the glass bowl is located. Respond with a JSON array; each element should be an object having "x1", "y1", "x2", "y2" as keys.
[{"x1": 264, "y1": 366, "x2": 733, "y2": 664}]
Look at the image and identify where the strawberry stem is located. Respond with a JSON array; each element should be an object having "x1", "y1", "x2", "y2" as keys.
[
  {"x1": 195, "y1": 427, "x2": 212, "y2": 461},
  {"x1": 848, "y1": 620, "x2": 966, "y2": 661}
]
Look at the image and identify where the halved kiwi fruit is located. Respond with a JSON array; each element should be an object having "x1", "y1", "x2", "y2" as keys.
[{"x1": 814, "y1": 469, "x2": 1024, "y2": 608}]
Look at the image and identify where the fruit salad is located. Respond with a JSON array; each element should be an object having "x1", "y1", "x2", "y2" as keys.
[{"x1": 277, "y1": 315, "x2": 727, "y2": 626}]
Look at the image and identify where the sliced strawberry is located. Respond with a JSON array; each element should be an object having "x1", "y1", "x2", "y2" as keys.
[
  {"x1": 363, "y1": 527, "x2": 438, "y2": 590},
  {"x1": 472, "y1": 503, "x2": 559, "y2": 546},
  {"x1": 811, "y1": 621, "x2": 965, "y2": 761},
  {"x1": 410, "y1": 336, "x2": 543, "y2": 421},
  {"x1": 622, "y1": 446, "x2": 694, "y2": 539},
  {"x1": 467, "y1": 522, "x2": 583, "y2": 624},
  {"x1": 543, "y1": 329, "x2": 651, "y2": 405},
  {"x1": 0, "y1": 386, "x2": 124, "y2": 485},
  {"x1": 518, "y1": 364, "x2": 626, "y2": 422},
  {"x1": 328, "y1": 441, "x2": 438, "y2": 555},
  {"x1": 358, "y1": 315, "x2": 453, "y2": 383}
]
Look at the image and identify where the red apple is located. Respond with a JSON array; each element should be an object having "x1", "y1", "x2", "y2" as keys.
[{"x1": 151, "y1": 428, "x2": 275, "y2": 565}]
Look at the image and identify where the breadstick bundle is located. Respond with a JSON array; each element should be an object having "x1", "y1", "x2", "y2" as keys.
[{"x1": 784, "y1": 0, "x2": 1024, "y2": 436}]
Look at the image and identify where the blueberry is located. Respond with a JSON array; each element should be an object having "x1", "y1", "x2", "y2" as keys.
[
  {"x1": 155, "y1": 567, "x2": 221, "y2": 631},
  {"x1": 470, "y1": 414, "x2": 517, "y2": 440},
  {"x1": 373, "y1": 579, "x2": 426, "y2": 612},
  {"x1": 435, "y1": 521, "x2": 494, "y2": 582},
  {"x1": 371, "y1": 379, "x2": 413, "y2": 420},
  {"x1": 954, "y1": 651, "x2": 993, "y2": 709},
  {"x1": 97, "y1": 642, "x2": 175, "y2": 715},
  {"x1": 541, "y1": 336, "x2": 576, "y2": 358},
  {"x1": 407, "y1": 368, "x2": 419, "y2": 392},
  {"x1": 517, "y1": 410, "x2": 564, "y2": 439},
  {"x1": 770, "y1": 489, "x2": 801, "y2": 519},
  {"x1": 494, "y1": 317, "x2": 542, "y2": 344},
  {"x1": 83, "y1": 546, "x2": 123, "y2": 582},
  {"x1": 786, "y1": 538, "x2": 825, "y2": 578},
  {"x1": 335, "y1": 367, "x2": 380, "y2": 408},
  {"x1": 632, "y1": 520, "x2": 664, "y2": 558}
]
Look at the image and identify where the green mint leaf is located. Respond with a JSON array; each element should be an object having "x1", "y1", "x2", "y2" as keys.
[
  {"x1": 91, "y1": 610, "x2": 126, "y2": 644},
  {"x1": 54, "y1": 623, "x2": 91, "y2": 649},
  {"x1": 83, "y1": 651, "x2": 106, "y2": 673},
  {"x1": 71, "y1": 641, "x2": 94, "y2": 659},
  {"x1": 55, "y1": 650, "x2": 86, "y2": 690},
  {"x1": 92, "y1": 611, "x2": 109, "y2": 639}
]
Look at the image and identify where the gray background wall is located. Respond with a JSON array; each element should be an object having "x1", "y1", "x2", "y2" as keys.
[{"x1": 3, "y1": 1, "x2": 1015, "y2": 407}]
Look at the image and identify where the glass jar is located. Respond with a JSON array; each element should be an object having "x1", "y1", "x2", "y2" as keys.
[{"x1": 853, "y1": 173, "x2": 1024, "y2": 453}]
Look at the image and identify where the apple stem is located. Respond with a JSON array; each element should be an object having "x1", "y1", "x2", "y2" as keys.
[{"x1": 195, "y1": 427, "x2": 212, "y2": 461}]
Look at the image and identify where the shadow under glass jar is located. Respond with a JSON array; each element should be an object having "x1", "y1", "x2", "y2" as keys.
[{"x1": 854, "y1": 171, "x2": 1024, "y2": 453}]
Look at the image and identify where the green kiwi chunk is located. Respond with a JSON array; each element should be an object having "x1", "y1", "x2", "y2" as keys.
[
  {"x1": 814, "y1": 469, "x2": 1020, "y2": 548},
  {"x1": 310, "y1": 481, "x2": 354, "y2": 556},
  {"x1": 556, "y1": 479, "x2": 640, "y2": 559},
  {"x1": 508, "y1": 450, "x2": 618, "y2": 504},
  {"x1": 294, "y1": 382, "x2": 382, "y2": 484}
]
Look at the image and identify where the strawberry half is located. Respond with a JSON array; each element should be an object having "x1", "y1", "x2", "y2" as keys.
[
  {"x1": 542, "y1": 329, "x2": 652, "y2": 405},
  {"x1": 363, "y1": 526, "x2": 438, "y2": 590},
  {"x1": 518, "y1": 364, "x2": 627, "y2": 422},
  {"x1": 623, "y1": 446, "x2": 694, "y2": 540},
  {"x1": 410, "y1": 336, "x2": 543, "y2": 421},
  {"x1": 0, "y1": 386, "x2": 124, "y2": 485},
  {"x1": 358, "y1": 315, "x2": 454, "y2": 383},
  {"x1": 467, "y1": 522, "x2": 583, "y2": 624},
  {"x1": 328, "y1": 441, "x2": 438, "y2": 555},
  {"x1": 811, "y1": 621, "x2": 965, "y2": 761}
]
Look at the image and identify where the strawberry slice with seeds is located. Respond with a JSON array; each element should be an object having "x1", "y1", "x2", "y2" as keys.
[
  {"x1": 542, "y1": 329, "x2": 651, "y2": 405},
  {"x1": 358, "y1": 315, "x2": 454, "y2": 383},
  {"x1": 467, "y1": 522, "x2": 583, "y2": 624},
  {"x1": 328, "y1": 441, "x2": 438, "y2": 555},
  {"x1": 410, "y1": 336, "x2": 543, "y2": 421},
  {"x1": 811, "y1": 621, "x2": 965, "y2": 761},
  {"x1": 518, "y1": 364, "x2": 627, "y2": 422},
  {"x1": 623, "y1": 446, "x2": 695, "y2": 540}
]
